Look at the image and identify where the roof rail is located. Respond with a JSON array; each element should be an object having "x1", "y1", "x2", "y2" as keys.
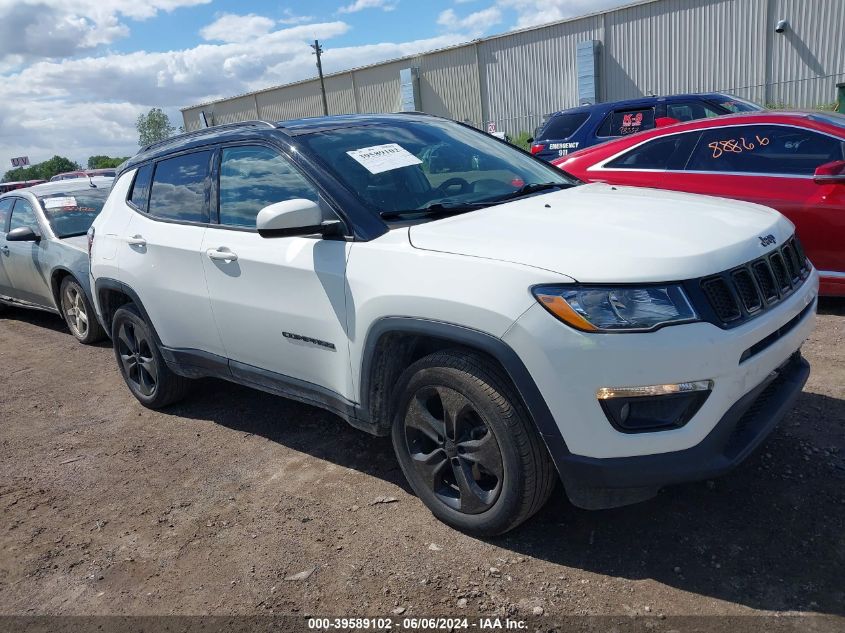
[{"x1": 141, "y1": 120, "x2": 277, "y2": 153}]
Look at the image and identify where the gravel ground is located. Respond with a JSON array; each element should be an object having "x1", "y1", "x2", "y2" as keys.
[{"x1": 0, "y1": 301, "x2": 843, "y2": 623}]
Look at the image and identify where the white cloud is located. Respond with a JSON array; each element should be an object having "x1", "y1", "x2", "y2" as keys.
[
  {"x1": 338, "y1": 0, "x2": 397, "y2": 15},
  {"x1": 437, "y1": 7, "x2": 502, "y2": 35},
  {"x1": 278, "y1": 9, "x2": 314, "y2": 25},
  {"x1": 0, "y1": 0, "x2": 211, "y2": 67},
  {"x1": 498, "y1": 0, "x2": 629, "y2": 29},
  {"x1": 200, "y1": 13, "x2": 276, "y2": 43},
  {"x1": 0, "y1": 20, "x2": 478, "y2": 171}
]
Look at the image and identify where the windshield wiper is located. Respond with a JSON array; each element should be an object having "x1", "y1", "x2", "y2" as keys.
[
  {"x1": 490, "y1": 181, "x2": 572, "y2": 202},
  {"x1": 379, "y1": 182, "x2": 573, "y2": 220},
  {"x1": 380, "y1": 201, "x2": 495, "y2": 220}
]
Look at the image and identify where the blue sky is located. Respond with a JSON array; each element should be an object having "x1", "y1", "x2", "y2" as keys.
[{"x1": 0, "y1": 0, "x2": 630, "y2": 171}]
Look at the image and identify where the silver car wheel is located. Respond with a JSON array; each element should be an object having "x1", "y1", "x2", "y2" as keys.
[{"x1": 62, "y1": 281, "x2": 88, "y2": 338}]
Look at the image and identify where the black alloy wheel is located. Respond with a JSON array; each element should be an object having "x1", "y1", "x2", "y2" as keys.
[
  {"x1": 391, "y1": 350, "x2": 557, "y2": 535},
  {"x1": 403, "y1": 384, "x2": 504, "y2": 514},
  {"x1": 116, "y1": 318, "x2": 158, "y2": 397},
  {"x1": 111, "y1": 304, "x2": 189, "y2": 408}
]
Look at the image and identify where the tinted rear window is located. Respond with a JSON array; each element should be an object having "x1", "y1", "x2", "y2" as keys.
[
  {"x1": 148, "y1": 152, "x2": 211, "y2": 223},
  {"x1": 539, "y1": 112, "x2": 589, "y2": 140},
  {"x1": 606, "y1": 132, "x2": 702, "y2": 170},
  {"x1": 597, "y1": 108, "x2": 656, "y2": 138}
]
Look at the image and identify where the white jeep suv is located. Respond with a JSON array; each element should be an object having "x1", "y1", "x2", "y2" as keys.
[{"x1": 89, "y1": 114, "x2": 817, "y2": 535}]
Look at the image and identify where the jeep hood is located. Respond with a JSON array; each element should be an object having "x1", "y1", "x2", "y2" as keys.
[{"x1": 408, "y1": 183, "x2": 795, "y2": 283}]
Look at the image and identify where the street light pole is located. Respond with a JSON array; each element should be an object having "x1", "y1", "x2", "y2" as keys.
[{"x1": 311, "y1": 40, "x2": 329, "y2": 116}]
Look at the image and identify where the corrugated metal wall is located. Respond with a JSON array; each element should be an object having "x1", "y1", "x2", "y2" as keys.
[
  {"x1": 182, "y1": 0, "x2": 844, "y2": 134},
  {"x1": 603, "y1": 0, "x2": 769, "y2": 104},
  {"x1": 767, "y1": 0, "x2": 845, "y2": 107},
  {"x1": 478, "y1": 15, "x2": 604, "y2": 135}
]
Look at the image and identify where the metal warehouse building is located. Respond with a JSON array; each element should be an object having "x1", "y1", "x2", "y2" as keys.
[{"x1": 181, "y1": 0, "x2": 845, "y2": 136}]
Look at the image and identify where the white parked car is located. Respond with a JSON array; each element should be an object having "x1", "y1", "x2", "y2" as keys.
[{"x1": 89, "y1": 114, "x2": 817, "y2": 535}]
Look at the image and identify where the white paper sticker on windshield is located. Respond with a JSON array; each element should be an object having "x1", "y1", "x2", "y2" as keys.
[
  {"x1": 43, "y1": 196, "x2": 77, "y2": 209},
  {"x1": 346, "y1": 143, "x2": 422, "y2": 175}
]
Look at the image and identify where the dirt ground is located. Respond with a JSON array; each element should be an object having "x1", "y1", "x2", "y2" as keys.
[{"x1": 0, "y1": 301, "x2": 843, "y2": 623}]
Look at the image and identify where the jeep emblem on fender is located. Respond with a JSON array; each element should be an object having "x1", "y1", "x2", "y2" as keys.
[{"x1": 759, "y1": 234, "x2": 776, "y2": 247}]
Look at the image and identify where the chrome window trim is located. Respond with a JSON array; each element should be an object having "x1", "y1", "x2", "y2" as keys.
[{"x1": 588, "y1": 121, "x2": 845, "y2": 178}]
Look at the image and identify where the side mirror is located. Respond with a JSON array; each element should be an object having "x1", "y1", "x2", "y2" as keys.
[
  {"x1": 813, "y1": 160, "x2": 845, "y2": 185},
  {"x1": 6, "y1": 226, "x2": 40, "y2": 242},
  {"x1": 526, "y1": 137, "x2": 534, "y2": 144},
  {"x1": 256, "y1": 199, "x2": 341, "y2": 238}
]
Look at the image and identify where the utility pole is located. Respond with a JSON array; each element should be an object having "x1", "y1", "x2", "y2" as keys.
[{"x1": 311, "y1": 40, "x2": 329, "y2": 116}]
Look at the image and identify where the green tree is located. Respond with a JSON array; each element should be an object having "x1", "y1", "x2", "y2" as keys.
[
  {"x1": 136, "y1": 108, "x2": 176, "y2": 147},
  {"x1": 87, "y1": 155, "x2": 129, "y2": 169},
  {"x1": 2, "y1": 155, "x2": 81, "y2": 182}
]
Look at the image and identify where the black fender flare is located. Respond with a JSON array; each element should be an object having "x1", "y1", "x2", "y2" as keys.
[
  {"x1": 359, "y1": 316, "x2": 571, "y2": 474},
  {"x1": 94, "y1": 278, "x2": 158, "y2": 340}
]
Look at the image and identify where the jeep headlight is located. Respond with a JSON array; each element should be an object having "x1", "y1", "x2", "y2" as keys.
[{"x1": 533, "y1": 285, "x2": 698, "y2": 332}]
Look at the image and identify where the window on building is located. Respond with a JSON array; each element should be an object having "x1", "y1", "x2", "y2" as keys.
[
  {"x1": 148, "y1": 151, "x2": 211, "y2": 222},
  {"x1": 686, "y1": 125, "x2": 845, "y2": 175},
  {"x1": 218, "y1": 146, "x2": 319, "y2": 228}
]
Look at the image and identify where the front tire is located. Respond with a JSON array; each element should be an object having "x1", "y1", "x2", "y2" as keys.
[
  {"x1": 391, "y1": 350, "x2": 556, "y2": 536},
  {"x1": 60, "y1": 277, "x2": 105, "y2": 344},
  {"x1": 111, "y1": 304, "x2": 189, "y2": 408}
]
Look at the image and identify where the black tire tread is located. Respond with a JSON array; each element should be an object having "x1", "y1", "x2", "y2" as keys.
[
  {"x1": 394, "y1": 348, "x2": 556, "y2": 535},
  {"x1": 112, "y1": 304, "x2": 189, "y2": 409}
]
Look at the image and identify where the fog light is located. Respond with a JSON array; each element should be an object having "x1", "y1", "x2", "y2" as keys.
[{"x1": 597, "y1": 380, "x2": 713, "y2": 433}]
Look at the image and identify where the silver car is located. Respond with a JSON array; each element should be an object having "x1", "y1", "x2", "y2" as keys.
[{"x1": 0, "y1": 177, "x2": 112, "y2": 344}]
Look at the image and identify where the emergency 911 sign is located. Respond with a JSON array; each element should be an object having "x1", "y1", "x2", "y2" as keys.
[{"x1": 11, "y1": 156, "x2": 30, "y2": 167}]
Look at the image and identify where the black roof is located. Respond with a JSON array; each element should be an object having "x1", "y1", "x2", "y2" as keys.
[
  {"x1": 547, "y1": 92, "x2": 744, "y2": 117},
  {"x1": 123, "y1": 112, "x2": 435, "y2": 173}
]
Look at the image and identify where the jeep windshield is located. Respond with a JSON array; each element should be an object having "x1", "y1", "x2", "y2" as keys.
[
  {"x1": 38, "y1": 188, "x2": 110, "y2": 238},
  {"x1": 297, "y1": 118, "x2": 577, "y2": 220}
]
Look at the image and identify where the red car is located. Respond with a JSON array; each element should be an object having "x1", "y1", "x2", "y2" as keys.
[{"x1": 555, "y1": 111, "x2": 845, "y2": 296}]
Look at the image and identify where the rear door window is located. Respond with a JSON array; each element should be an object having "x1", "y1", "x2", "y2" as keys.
[
  {"x1": 666, "y1": 102, "x2": 722, "y2": 121},
  {"x1": 148, "y1": 151, "x2": 212, "y2": 223},
  {"x1": 597, "y1": 108, "x2": 656, "y2": 138},
  {"x1": 605, "y1": 132, "x2": 702, "y2": 170},
  {"x1": 686, "y1": 125, "x2": 845, "y2": 175},
  {"x1": 539, "y1": 112, "x2": 589, "y2": 140}
]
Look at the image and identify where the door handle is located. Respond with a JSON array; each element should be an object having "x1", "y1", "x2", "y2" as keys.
[
  {"x1": 125, "y1": 235, "x2": 146, "y2": 246},
  {"x1": 206, "y1": 248, "x2": 238, "y2": 262},
  {"x1": 0, "y1": 245, "x2": 8, "y2": 255}
]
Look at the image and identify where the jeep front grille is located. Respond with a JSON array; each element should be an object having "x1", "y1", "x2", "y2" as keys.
[{"x1": 697, "y1": 236, "x2": 810, "y2": 327}]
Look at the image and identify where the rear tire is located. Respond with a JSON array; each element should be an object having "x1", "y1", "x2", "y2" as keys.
[
  {"x1": 111, "y1": 304, "x2": 189, "y2": 408},
  {"x1": 60, "y1": 277, "x2": 105, "y2": 344},
  {"x1": 391, "y1": 349, "x2": 556, "y2": 536}
]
